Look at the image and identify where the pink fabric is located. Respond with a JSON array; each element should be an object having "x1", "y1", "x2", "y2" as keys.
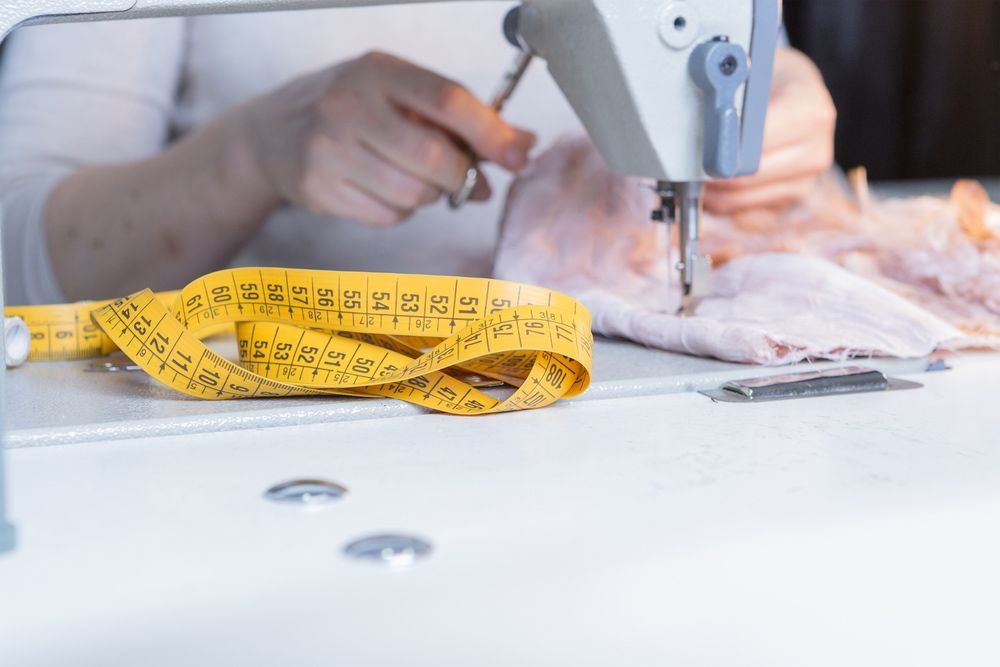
[{"x1": 495, "y1": 136, "x2": 1000, "y2": 365}]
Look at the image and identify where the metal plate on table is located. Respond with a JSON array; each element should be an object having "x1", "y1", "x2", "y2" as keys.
[{"x1": 700, "y1": 366, "x2": 923, "y2": 403}]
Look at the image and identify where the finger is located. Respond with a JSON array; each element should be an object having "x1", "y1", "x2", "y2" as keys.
[
  {"x1": 314, "y1": 181, "x2": 407, "y2": 228},
  {"x1": 705, "y1": 177, "x2": 816, "y2": 215},
  {"x1": 758, "y1": 91, "x2": 836, "y2": 156},
  {"x1": 339, "y1": 181, "x2": 410, "y2": 228},
  {"x1": 359, "y1": 105, "x2": 472, "y2": 194},
  {"x1": 339, "y1": 142, "x2": 443, "y2": 210},
  {"x1": 379, "y1": 56, "x2": 536, "y2": 170},
  {"x1": 704, "y1": 175, "x2": 818, "y2": 216},
  {"x1": 708, "y1": 138, "x2": 833, "y2": 192},
  {"x1": 757, "y1": 94, "x2": 815, "y2": 153}
]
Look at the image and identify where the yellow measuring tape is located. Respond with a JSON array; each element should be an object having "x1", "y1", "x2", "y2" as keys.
[{"x1": 6, "y1": 268, "x2": 593, "y2": 415}]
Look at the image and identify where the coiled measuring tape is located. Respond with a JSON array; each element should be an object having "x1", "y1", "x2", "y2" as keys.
[{"x1": 5, "y1": 268, "x2": 593, "y2": 415}]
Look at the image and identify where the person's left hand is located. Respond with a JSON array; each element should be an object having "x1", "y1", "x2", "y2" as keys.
[{"x1": 703, "y1": 47, "x2": 836, "y2": 218}]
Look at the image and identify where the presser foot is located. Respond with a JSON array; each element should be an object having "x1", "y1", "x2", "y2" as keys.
[
  {"x1": 653, "y1": 181, "x2": 711, "y2": 318},
  {"x1": 676, "y1": 254, "x2": 712, "y2": 317}
]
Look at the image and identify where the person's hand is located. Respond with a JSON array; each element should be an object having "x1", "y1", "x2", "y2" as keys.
[
  {"x1": 703, "y1": 47, "x2": 836, "y2": 218},
  {"x1": 241, "y1": 51, "x2": 537, "y2": 227}
]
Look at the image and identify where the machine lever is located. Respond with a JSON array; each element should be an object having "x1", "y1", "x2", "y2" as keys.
[{"x1": 689, "y1": 38, "x2": 749, "y2": 179}]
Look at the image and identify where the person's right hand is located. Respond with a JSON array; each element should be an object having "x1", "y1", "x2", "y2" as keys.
[{"x1": 240, "y1": 51, "x2": 537, "y2": 227}]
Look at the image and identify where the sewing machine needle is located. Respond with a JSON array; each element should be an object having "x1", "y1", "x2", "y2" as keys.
[
  {"x1": 449, "y1": 50, "x2": 534, "y2": 209},
  {"x1": 667, "y1": 220, "x2": 678, "y2": 313}
]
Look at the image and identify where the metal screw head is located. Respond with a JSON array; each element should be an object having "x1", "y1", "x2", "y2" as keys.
[
  {"x1": 720, "y1": 55, "x2": 739, "y2": 76},
  {"x1": 264, "y1": 479, "x2": 348, "y2": 507},
  {"x1": 659, "y1": 2, "x2": 700, "y2": 50},
  {"x1": 343, "y1": 534, "x2": 433, "y2": 567}
]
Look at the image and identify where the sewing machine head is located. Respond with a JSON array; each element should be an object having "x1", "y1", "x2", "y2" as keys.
[
  {"x1": 511, "y1": 1, "x2": 779, "y2": 309},
  {"x1": 514, "y1": 1, "x2": 777, "y2": 181}
]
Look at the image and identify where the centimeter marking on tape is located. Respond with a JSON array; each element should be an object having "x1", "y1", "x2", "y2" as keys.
[
  {"x1": 6, "y1": 268, "x2": 594, "y2": 415},
  {"x1": 6, "y1": 292, "x2": 181, "y2": 361}
]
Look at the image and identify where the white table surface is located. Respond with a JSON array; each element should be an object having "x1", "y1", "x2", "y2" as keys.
[{"x1": 2, "y1": 352, "x2": 999, "y2": 666}]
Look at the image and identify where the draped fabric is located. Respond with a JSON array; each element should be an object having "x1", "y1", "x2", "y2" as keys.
[{"x1": 495, "y1": 137, "x2": 1000, "y2": 365}]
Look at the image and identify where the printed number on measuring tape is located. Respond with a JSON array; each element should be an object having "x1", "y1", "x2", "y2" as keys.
[{"x1": 6, "y1": 268, "x2": 593, "y2": 415}]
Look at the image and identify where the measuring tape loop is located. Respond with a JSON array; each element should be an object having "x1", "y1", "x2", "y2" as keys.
[{"x1": 7, "y1": 268, "x2": 593, "y2": 415}]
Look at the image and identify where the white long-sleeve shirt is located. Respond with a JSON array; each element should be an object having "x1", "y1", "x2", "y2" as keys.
[{"x1": 0, "y1": 4, "x2": 579, "y2": 305}]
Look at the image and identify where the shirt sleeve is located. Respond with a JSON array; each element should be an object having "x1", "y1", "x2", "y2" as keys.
[{"x1": 0, "y1": 18, "x2": 186, "y2": 305}]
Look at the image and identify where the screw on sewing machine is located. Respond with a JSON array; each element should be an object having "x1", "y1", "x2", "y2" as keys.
[
  {"x1": 659, "y1": 1, "x2": 700, "y2": 50},
  {"x1": 720, "y1": 55, "x2": 739, "y2": 76},
  {"x1": 714, "y1": 33, "x2": 739, "y2": 76},
  {"x1": 343, "y1": 534, "x2": 432, "y2": 567},
  {"x1": 264, "y1": 479, "x2": 349, "y2": 508}
]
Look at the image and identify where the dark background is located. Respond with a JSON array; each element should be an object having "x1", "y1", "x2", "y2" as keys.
[{"x1": 784, "y1": 0, "x2": 1000, "y2": 180}]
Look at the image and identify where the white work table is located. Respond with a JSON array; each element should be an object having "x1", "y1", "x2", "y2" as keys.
[
  {"x1": 3, "y1": 177, "x2": 1000, "y2": 665},
  {"x1": 2, "y1": 347, "x2": 999, "y2": 665}
]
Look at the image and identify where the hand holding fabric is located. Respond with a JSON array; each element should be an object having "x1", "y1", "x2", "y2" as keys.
[{"x1": 703, "y1": 48, "x2": 836, "y2": 220}]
